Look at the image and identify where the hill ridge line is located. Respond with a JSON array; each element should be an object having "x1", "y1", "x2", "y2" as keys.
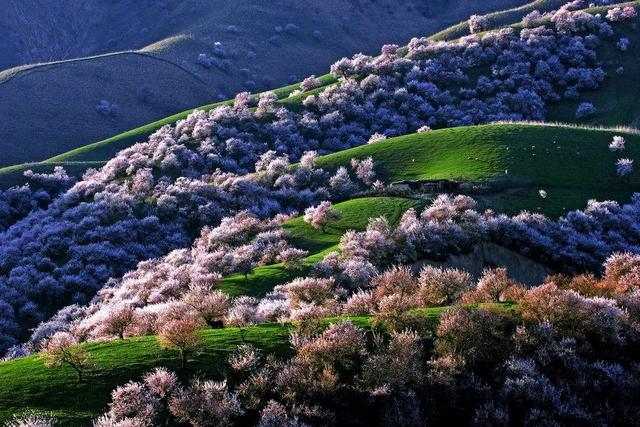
[
  {"x1": 489, "y1": 120, "x2": 640, "y2": 135},
  {"x1": 0, "y1": 50, "x2": 208, "y2": 86}
]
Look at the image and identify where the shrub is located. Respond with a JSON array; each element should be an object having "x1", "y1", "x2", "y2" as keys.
[
  {"x1": 609, "y1": 135, "x2": 626, "y2": 152},
  {"x1": 169, "y1": 379, "x2": 244, "y2": 426},
  {"x1": 436, "y1": 307, "x2": 516, "y2": 373},
  {"x1": 100, "y1": 305, "x2": 136, "y2": 340},
  {"x1": 617, "y1": 37, "x2": 630, "y2": 51},
  {"x1": 277, "y1": 248, "x2": 309, "y2": 272},
  {"x1": 418, "y1": 266, "x2": 473, "y2": 306},
  {"x1": 183, "y1": 285, "x2": 230, "y2": 328},
  {"x1": 107, "y1": 381, "x2": 159, "y2": 422},
  {"x1": 469, "y1": 15, "x2": 488, "y2": 34},
  {"x1": 575, "y1": 102, "x2": 596, "y2": 119},
  {"x1": 616, "y1": 158, "x2": 633, "y2": 176},
  {"x1": 522, "y1": 10, "x2": 543, "y2": 28},
  {"x1": 350, "y1": 157, "x2": 376, "y2": 185},
  {"x1": 95, "y1": 100, "x2": 118, "y2": 117},
  {"x1": 300, "y1": 75, "x2": 322, "y2": 92},
  {"x1": 143, "y1": 367, "x2": 179, "y2": 398},
  {"x1": 367, "y1": 133, "x2": 387, "y2": 144}
]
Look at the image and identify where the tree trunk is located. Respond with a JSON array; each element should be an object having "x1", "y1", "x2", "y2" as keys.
[
  {"x1": 74, "y1": 366, "x2": 83, "y2": 382},
  {"x1": 181, "y1": 351, "x2": 187, "y2": 369}
]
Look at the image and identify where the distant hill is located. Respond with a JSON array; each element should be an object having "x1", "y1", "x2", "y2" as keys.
[
  {"x1": 0, "y1": 0, "x2": 526, "y2": 168},
  {"x1": 3, "y1": 0, "x2": 639, "y2": 190}
]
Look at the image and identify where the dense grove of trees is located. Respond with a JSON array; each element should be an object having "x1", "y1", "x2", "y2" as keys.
[
  {"x1": 82, "y1": 252, "x2": 640, "y2": 426},
  {"x1": 0, "y1": 167, "x2": 75, "y2": 233},
  {"x1": 0, "y1": 3, "x2": 637, "y2": 355},
  {"x1": 24, "y1": 192, "x2": 640, "y2": 352},
  {"x1": 3, "y1": 2, "x2": 640, "y2": 425}
]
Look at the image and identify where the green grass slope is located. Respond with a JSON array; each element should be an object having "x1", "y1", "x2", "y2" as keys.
[
  {"x1": 3, "y1": 1, "x2": 638, "y2": 192},
  {"x1": 0, "y1": 323, "x2": 297, "y2": 425},
  {"x1": 0, "y1": 0, "x2": 525, "y2": 170},
  {"x1": 430, "y1": 0, "x2": 566, "y2": 41},
  {"x1": 219, "y1": 197, "x2": 421, "y2": 297},
  {"x1": 315, "y1": 123, "x2": 640, "y2": 216},
  {"x1": 0, "y1": 303, "x2": 515, "y2": 425}
]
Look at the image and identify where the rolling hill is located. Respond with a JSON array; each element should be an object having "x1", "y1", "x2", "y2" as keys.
[
  {"x1": 0, "y1": 0, "x2": 526, "y2": 169},
  {"x1": 219, "y1": 123, "x2": 640, "y2": 300},
  {"x1": 219, "y1": 197, "x2": 422, "y2": 298},
  {"x1": 2, "y1": 0, "x2": 639, "y2": 191},
  {"x1": 314, "y1": 123, "x2": 640, "y2": 216},
  {"x1": 2, "y1": 2, "x2": 640, "y2": 424},
  {"x1": 0, "y1": 303, "x2": 517, "y2": 425}
]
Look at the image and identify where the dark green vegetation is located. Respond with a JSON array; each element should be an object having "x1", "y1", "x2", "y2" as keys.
[
  {"x1": 546, "y1": 16, "x2": 640, "y2": 126},
  {"x1": 0, "y1": 303, "x2": 515, "y2": 425},
  {"x1": 219, "y1": 197, "x2": 421, "y2": 297},
  {"x1": 0, "y1": 0, "x2": 525, "y2": 169},
  {"x1": 315, "y1": 124, "x2": 640, "y2": 216}
]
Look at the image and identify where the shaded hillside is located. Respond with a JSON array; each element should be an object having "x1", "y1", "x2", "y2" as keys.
[
  {"x1": 2, "y1": 0, "x2": 639, "y2": 189},
  {"x1": 0, "y1": 0, "x2": 525, "y2": 167}
]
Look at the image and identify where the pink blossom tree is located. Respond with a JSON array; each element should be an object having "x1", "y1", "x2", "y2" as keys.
[
  {"x1": 418, "y1": 266, "x2": 473, "y2": 306},
  {"x1": 183, "y1": 284, "x2": 231, "y2": 328},
  {"x1": 41, "y1": 332, "x2": 91, "y2": 382},
  {"x1": 304, "y1": 201, "x2": 341, "y2": 233},
  {"x1": 300, "y1": 75, "x2": 322, "y2": 92},
  {"x1": 277, "y1": 247, "x2": 309, "y2": 272},
  {"x1": 101, "y1": 305, "x2": 136, "y2": 340},
  {"x1": 158, "y1": 318, "x2": 204, "y2": 369},
  {"x1": 469, "y1": 15, "x2": 489, "y2": 34},
  {"x1": 350, "y1": 157, "x2": 376, "y2": 185}
]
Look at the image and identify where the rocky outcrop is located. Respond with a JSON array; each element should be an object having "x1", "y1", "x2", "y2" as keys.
[{"x1": 413, "y1": 242, "x2": 554, "y2": 286}]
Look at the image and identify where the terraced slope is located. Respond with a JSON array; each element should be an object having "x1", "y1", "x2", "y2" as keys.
[{"x1": 315, "y1": 123, "x2": 640, "y2": 216}]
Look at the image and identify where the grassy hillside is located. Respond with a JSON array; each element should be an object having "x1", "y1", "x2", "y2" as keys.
[
  {"x1": 2, "y1": 1, "x2": 638, "y2": 192},
  {"x1": 0, "y1": 322, "x2": 300, "y2": 425},
  {"x1": 0, "y1": 303, "x2": 516, "y2": 425},
  {"x1": 315, "y1": 123, "x2": 640, "y2": 216},
  {"x1": 220, "y1": 197, "x2": 421, "y2": 297},
  {"x1": 545, "y1": 14, "x2": 640, "y2": 126},
  {"x1": 0, "y1": 0, "x2": 525, "y2": 170},
  {"x1": 0, "y1": 74, "x2": 337, "y2": 189},
  {"x1": 430, "y1": 0, "x2": 566, "y2": 41}
]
